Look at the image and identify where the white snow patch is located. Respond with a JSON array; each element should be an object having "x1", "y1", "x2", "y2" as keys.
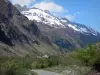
[
  {"x1": 68, "y1": 24, "x2": 80, "y2": 31},
  {"x1": 61, "y1": 19, "x2": 68, "y2": 23},
  {"x1": 80, "y1": 28, "x2": 88, "y2": 33},
  {"x1": 22, "y1": 8, "x2": 66, "y2": 28}
]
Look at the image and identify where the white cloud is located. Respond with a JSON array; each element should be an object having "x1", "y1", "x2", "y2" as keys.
[
  {"x1": 33, "y1": 1, "x2": 67, "y2": 13},
  {"x1": 10, "y1": 0, "x2": 35, "y2": 6},
  {"x1": 65, "y1": 15, "x2": 75, "y2": 21},
  {"x1": 74, "y1": 12, "x2": 80, "y2": 16},
  {"x1": 66, "y1": 12, "x2": 80, "y2": 21}
]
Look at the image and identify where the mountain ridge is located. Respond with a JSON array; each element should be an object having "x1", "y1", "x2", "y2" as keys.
[
  {"x1": 15, "y1": 4, "x2": 100, "y2": 50},
  {"x1": 16, "y1": 5, "x2": 99, "y2": 35}
]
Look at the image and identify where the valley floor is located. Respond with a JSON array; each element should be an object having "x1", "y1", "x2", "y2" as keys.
[{"x1": 1, "y1": 44, "x2": 100, "y2": 75}]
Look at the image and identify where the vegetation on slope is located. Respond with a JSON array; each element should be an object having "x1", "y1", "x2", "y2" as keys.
[{"x1": 0, "y1": 43, "x2": 100, "y2": 75}]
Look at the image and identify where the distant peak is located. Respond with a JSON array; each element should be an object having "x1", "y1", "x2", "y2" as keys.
[
  {"x1": 60, "y1": 17, "x2": 69, "y2": 23},
  {"x1": 14, "y1": 4, "x2": 21, "y2": 6},
  {"x1": 31, "y1": 7, "x2": 39, "y2": 9},
  {"x1": 43, "y1": 10, "x2": 51, "y2": 14},
  {"x1": 61, "y1": 17, "x2": 69, "y2": 21}
]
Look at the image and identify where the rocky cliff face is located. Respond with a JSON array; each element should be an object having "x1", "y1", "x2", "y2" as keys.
[
  {"x1": 0, "y1": 1, "x2": 40, "y2": 45},
  {"x1": 0, "y1": 0, "x2": 59, "y2": 56}
]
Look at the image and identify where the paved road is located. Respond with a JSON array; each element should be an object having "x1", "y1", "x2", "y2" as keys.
[{"x1": 32, "y1": 70, "x2": 63, "y2": 75}]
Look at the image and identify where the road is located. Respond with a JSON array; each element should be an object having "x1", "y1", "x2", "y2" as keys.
[{"x1": 32, "y1": 70, "x2": 63, "y2": 75}]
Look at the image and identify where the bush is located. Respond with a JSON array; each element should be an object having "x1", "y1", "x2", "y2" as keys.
[
  {"x1": 72, "y1": 44, "x2": 100, "y2": 67},
  {"x1": 0, "y1": 56, "x2": 60, "y2": 75},
  {"x1": 0, "y1": 61, "x2": 19, "y2": 75},
  {"x1": 0, "y1": 56, "x2": 37, "y2": 75},
  {"x1": 31, "y1": 56, "x2": 59, "y2": 69}
]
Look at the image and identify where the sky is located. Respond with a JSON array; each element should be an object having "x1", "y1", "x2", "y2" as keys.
[{"x1": 9, "y1": 0, "x2": 100, "y2": 31}]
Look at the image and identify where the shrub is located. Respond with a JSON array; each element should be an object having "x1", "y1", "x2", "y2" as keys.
[
  {"x1": 31, "y1": 56, "x2": 59, "y2": 69},
  {"x1": 0, "y1": 57, "x2": 36, "y2": 75},
  {"x1": 0, "y1": 61, "x2": 19, "y2": 75},
  {"x1": 72, "y1": 44, "x2": 100, "y2": 67}
]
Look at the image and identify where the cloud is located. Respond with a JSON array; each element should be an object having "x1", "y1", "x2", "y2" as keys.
[
  {"x1": 74, "y1": 12, "x2": 80, "y2": 16},
  {"x1": 65, "y1": 15, "x2": 75, "y2": 21},
  {"x1": 9, "y1": 0, "x2": 67, "y2": 16},
  {"x1": 66, "y1": 12, "x2": 80, "y2": 21},
  {"x1": 10, "y1": 0, "x2": 35, "y2": 6},
  {"x1": 33, "y1": 1, "x2": 68, "y2": 13}
]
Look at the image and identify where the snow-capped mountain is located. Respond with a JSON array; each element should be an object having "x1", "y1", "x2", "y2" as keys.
[
  {"x1": 20, "y1": 7, "x2": 99, "y2": 36},
  {"x1": 21, "y1": 7, "x2": 66, "y2": 28},
  {"x1": 60, "y1": 18, "x2": 99, "y2": 36},
  {"x1": 15, "y1": 5, "x2": 100, "y2": 50}
]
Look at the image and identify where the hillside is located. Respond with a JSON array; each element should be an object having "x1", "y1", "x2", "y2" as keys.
[{"x1": 0, "y1": 0, "x2": 60, "y2": 56}]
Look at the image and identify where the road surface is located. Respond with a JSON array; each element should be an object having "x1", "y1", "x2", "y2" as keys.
[{"x1": 32, "y1": 70, "x2": 63, "y2": 75}]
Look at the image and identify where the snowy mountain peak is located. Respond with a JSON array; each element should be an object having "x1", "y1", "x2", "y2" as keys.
[
  {"x1": 61, "y1": 17, "x2": 69, "y2": 23},
  {"x1": 21, "y1": 7, "x2": 66, "y2": 28},
  {"x1": 43, "y1": 10, "x2": 51, "y2": 15},
  {"x1": 67, "y1": 23, "x2": 98, "y2": 36},
  {"x1": 18, "y1": 5, "x2": 99, "y2": 36}
]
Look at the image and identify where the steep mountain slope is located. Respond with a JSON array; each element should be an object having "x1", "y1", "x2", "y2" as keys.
[
  {"x1": 0, "y1": 0, "x2": 60, "y2": 56},
  {"x1": 15, "y1": 5, "x2": 100, "y2": 50}
]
